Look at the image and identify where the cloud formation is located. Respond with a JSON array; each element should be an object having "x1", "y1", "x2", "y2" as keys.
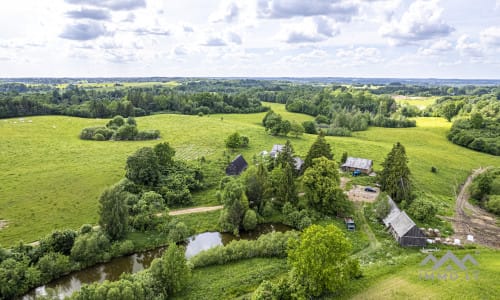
[
  {"x1": 211, "y1": 1, "x2": 240, "y2": 23},
  {"x1": 380, "y1": 0, "x2": 454, "y2": 45},
  {"x1": 284, "y1": 17, "x2": 339, "y2": 43},
  {"x1": 66, "y1": 8, "x2": 111, "y2": 20},
  {"x1": 257, "y1": 0, "x2": 358, "y2": 21},
  {"x1": 419, "y1": 39, "x2": 453, "y2": 56},
  {"x1": 134, "y1": 28, "x2": 170, "y2": 36},
  {"x1": 65, "y1": 0, "x2": 146, "y2": 11},
  {"x1": 203, "y1": 37, "x2": 227, "y2": 46},
  {"x1": 60, "y1": 22, "x2": 109, "y2": 40},
  {"x1": 480, "y1": 26, "x2": 500, "y2": 46}
]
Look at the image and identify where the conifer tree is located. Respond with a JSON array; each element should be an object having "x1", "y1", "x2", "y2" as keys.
[
  {"x1": 304, "y1": 131, "x2": 333, "y2": 171},
  {"x1": 379, "y1": 142, "x2": 412, "y2": 203}
]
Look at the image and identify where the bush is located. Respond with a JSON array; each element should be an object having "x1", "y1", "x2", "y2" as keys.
[
  {"x1": 39, "y1": 229, "x2": 77, "y2": 256},
  {"x1": 486, "y1": 195, "x2": 500, "y2": 215},
  {"x1": 374, "y1": 194, "x2": 391, "y2": 220},
  {"x1": 136, "y1": 130, "x2": 160, "y2": 140},
  {"x1": 37, "y1": 252, "x2": 71, "y2": 281},
  {"x1": 93, "y1": 133, "x2": 105, "y2": 141},
  {"x1": 189, "y1": 231, "x2": 299, "y2": 268},
  {"x1": 326, "y1": 127, "x2": 352, "y2": 137},
  {"x1": 167, "y1": 221, "x2": 190, "y2": 242},
  {"x1": 80, "y1": 224, "x2": 93, "y2": 234},
  {"x1": 302, "y1": 121, "x2": 317, "y2": 134},
  {"x1": 408, "y1": 197, "x2": 437, "y2": 222},
  {"x1": 243, "y1": 210, "x2": 257, "y2": 231}
]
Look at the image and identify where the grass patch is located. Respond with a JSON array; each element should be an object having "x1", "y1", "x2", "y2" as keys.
[
  {"x1": 338, "y1": 249, "x2": 500, "y2": 300},
  {"x1": 172, "y1": 210, "x2": 221, "y2": 234},
  {"x1": 173, "y1": 258, "x2": 288, "y2": 300}
]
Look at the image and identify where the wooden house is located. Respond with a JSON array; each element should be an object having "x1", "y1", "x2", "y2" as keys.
[
  {"x1": 383, "y1": 197, "x2": 426, "y2": 247},
  {"x1": 341, "y1": 157, "x2": 373, "y2": 174},
  {"x1": 226, "y1": 154, "x2": 248, "y2": 176}
]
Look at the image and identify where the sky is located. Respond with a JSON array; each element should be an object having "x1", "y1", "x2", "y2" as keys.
[{"x1": 0, "y1": 0, "x2": 499, "y2": 78}]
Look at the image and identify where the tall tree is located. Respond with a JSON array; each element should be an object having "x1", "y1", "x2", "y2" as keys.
[
  {"x1": 270, "y1": 164, "x2": 297, "y2": 207},
  {"x1": 219, "y1": 179, "x2": 249, "y2": 234},
  {"x1": 154, "y1": 142, "x2": 175, "y2": 169},
  {"x1": 303, "y1": 132, "x2": 333, "y2": 170},
  {"x1": 149, "y1": 243, "x2": 191, "y2": 296},
  {"x1": 379, "y1": 142, "x2": 412, "y2": 203},
  {"x1": 275, "y1": 140, "x2": 296, "y2": 169},
  {"x1": 243, "y1": 164, "x2": 269, "y2": 211},
  {"x1": 125, "y1": 147, "x2": 160, "y2": 186},
  {"x1": 302, "y1": 157, "x2": 351, "y2": 215},
  {"x1": 288, "y1": 224, "x2": 360, "y2": 297},
  {"x1": 98, "y1": 185, "x2": 129, "y2": 240}
]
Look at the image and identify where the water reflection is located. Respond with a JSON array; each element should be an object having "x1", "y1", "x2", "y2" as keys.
[{"x1": 23, "y1": 223, "x2": 290, "y2": 300}]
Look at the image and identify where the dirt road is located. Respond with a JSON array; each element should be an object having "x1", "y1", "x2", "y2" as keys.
[
  {"x1": 449, "y1": 167, "x2": 500, "y2": 248},
  {"x1": 169, "y1": 205, "x2": 223, "y2": 216}
]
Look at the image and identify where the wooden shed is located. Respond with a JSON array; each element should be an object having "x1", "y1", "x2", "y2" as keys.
[
  {"x1": 226, "y1": 154, "x2": 248, "y2": 176},
  {"x1": 341, "y1": 157, "x2": 373, "y2": 174},
  {"x1": 383, "y1": 197, "x2": 426, "y2": 247}
]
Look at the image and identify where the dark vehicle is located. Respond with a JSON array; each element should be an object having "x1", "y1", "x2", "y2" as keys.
[{"x1": 364, "y1": 186, "x2": 377, "y2": 193}]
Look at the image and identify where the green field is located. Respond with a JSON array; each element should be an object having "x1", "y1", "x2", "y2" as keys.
[
  {"x1": 0, "y1": 103, "x2": 498, "y2": 246},
  {"x1": 394, "y1": 96, "x2": 437, "y2": 109},
  {"x1": 343, "y1": 249, "x2": 500, "y2": 300}
]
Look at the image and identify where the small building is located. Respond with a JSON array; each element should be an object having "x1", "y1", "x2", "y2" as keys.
[
  {"x1": 269, "y1": 144, "x2": 284, "y2": 159},
  {"x1": 344, "y1": 217, "x2": 355, "y2": 231},
  {"x1": 226, "y1": 154, "x2": 248, "y2": 176},
  {"x1": 383, "y1": 197, "x2": 426, "y2": 247},
  {"x1": 341, "y1": 157, "x2": 373, "y2": 174}
]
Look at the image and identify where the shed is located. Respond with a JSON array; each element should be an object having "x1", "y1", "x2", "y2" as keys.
[
  {"x1": 383, "y1": 197, "x2": 426, "y2": 247},
  {"x1": 226, "y1": 154, "x2": 248, "y2": 176},
  {"x1": 341, "y1": 157, "x2": 373, "y2": 174},
  {"x1": 344, "y1": 217, "x2": 355, "y2": 231}
]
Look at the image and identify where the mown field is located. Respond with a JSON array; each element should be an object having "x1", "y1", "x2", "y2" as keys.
[{"x1": 0, "y1": 102, "x2": 498, "y2": 246}]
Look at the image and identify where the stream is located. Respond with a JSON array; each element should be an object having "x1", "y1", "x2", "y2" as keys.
[{"x1": 23, "y1": 223, "x2": 290, "y2": 299}]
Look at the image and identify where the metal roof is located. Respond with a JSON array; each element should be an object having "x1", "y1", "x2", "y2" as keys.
[
  {"x1": 341, "y1": 157, "x2": 373, "y2": 170},
  {"x1": 389, "y1": 211, "x2": 417, "y2": 237},
  {"x1": 270, "y1": 144, "x2": 284, "y2": 158}
]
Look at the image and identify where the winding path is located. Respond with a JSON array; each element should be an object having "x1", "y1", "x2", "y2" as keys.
[{"x1": 446, "y1": 167, "x2": 500, "y2": 248}]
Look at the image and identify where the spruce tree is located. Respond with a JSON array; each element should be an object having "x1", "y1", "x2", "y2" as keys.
[
  {"x1": 379, "y1": 142, "x2": 412, "y2": 203},
  {"x1": 304, "y1": 131, "x2": 333, "y2": 170}
]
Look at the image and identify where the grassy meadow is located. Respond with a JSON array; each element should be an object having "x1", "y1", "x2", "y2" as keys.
[{"x1": 0, "y1": 102, "x2": 498, "y2": 246}]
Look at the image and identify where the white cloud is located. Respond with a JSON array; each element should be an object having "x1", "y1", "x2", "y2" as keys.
[
  {"x1": 380, "y1": 0, "x2": 454, "y2": 45},
  {"x1": 210, "y1": 1, "x2": 240, "y2": 23},
  {"x1": 336, "y1": 47, "x2": 383, "y2": 64},
  {"x1": 456, "y1": 35, "x2": 483, "y2": 57},
  {"x1": 282, "y1": 17, "x2": 339, "y2": 44},
  {"x1": 418, "y1": 39, "x2": 453, "y2": 56},
  {"x1": 480, "y1": 26, "x2": 500, "y2": 46},
  {"x1": 60, "y1": 22, "x2": 110, "y2": 40},
  {"x1": 257, "y1": 0, "x2": 359, "y2": 22}
]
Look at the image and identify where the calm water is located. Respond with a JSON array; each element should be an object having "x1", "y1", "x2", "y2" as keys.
[{"x1": 23, "y1": 223, "x2": 290, "y2": 299}]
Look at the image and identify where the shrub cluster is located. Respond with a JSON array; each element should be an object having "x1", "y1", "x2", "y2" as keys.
[
  {"x1": 80, "y1": 115, "x2": 160, "y2": 141},
  {"x1": 189, "y1": 231, "x2": 299, "y2": 268}
]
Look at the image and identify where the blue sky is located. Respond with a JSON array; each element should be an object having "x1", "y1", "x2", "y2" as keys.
[{"x1": 0, "y1": 0, "x2": 499, "y2": 78}]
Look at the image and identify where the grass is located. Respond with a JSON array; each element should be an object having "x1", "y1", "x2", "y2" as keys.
[
  {"x1": 172, "y1": 258, "x2": 288, "y2": 300},
  {"x1": 338, "y1": 248, "x2": 500, "y2": 300},
  {"x1": 394, "y1": 96, "x2": 437, "y2": 109},
  {"x1": 1, "y1": 103, "x2": 498, "y2": 246}
]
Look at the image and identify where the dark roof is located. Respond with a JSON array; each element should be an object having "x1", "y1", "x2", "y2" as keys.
[
  {"x1": 341, "y1": 157, "x2": 373, "y2": 170},
  {"x1": 226, "y1": 154, "x2": 248, "y2": 176}
]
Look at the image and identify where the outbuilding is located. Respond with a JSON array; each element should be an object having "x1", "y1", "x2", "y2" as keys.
[
  {"x1": 226, "y1": 154, "x2": 248, "y2": 176},
  {"x1": 341, "y1": 157, "x2": 373, "y2": 174},
  {"x1": 383, "y1": 197, "x2": 426, "y2": 247}
]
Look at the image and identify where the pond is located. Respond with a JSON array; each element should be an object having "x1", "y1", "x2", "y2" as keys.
[{"x1": 23, "y1": 223, "x2": 290, "y2": 299}]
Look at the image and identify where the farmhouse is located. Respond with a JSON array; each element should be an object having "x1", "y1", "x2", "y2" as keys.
[
  {"x1": 383, "y1": 197, "x2": 426, "y2": 247},
  {"x1": 341, "y1": 157, "x2": 373, "y2": 174},
  {"x1": 226, "y1": 154, "x2": 248, "y2": 176}
]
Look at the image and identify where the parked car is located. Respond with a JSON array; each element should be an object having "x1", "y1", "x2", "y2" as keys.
[{"x1": 364, "y1": 186, "x2": 377, "y2": 193}]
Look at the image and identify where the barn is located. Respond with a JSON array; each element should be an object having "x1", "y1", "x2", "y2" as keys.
[
  {"x1": 226, "y1": 154, "x2": 248, "y2": 176},
  {"x1": 341, "y1": 157, "x2": 373, "y2": 174},
  {"x1": 383, "y1": 197, "x2": 426, "y2": 247}
]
